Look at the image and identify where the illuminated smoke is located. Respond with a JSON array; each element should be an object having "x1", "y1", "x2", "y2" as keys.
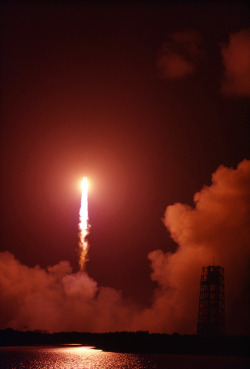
[
  {"x1": 135, "y1": 159, "x2": 250, "y2": 334},
  {"x1": 221, "y1": 28, "x2": 250, "y2": 97},
  {"x1": 79, "y1": 177, "x2": 89, "y2": 271},
  {"x1": 156, "y1": 30, "x2": 202, "y2": 79},
  {"x1": 0, "y1": 161, "x2": 249, "y2": 334}
]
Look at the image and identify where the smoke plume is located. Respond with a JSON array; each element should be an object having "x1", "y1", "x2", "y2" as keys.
[
  {"x1": 0, "y1": 252, "x2": 133, "y2": 332},
  {"x1": 136, "y1": 159, "x2": 250, "y2": 334},
  {"x1": 221, "y1": 28, "x2": 250, "y2": 97},
  {"x1": 156, "y1": 30, "x2": 202, "y2": 79},
  {"x1": 0, "y1": 160, "x2": 249, "y2": 334}
]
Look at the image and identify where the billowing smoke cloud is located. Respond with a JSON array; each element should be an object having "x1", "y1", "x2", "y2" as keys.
[
  {"x1": 221, "y1": 28, "x2": 250, "y2": 97},
  {"x1": 0, "y1": 160, "x2": 249, "y2": 334},
  {"x1": 136, "y1": 159, "x2": 250, "y2": 334},
  {"x1": 0, "y1": 252, "x2": 134, "y2": 332},
  {"x1": 156, "y1": 30, "x2": 202, "y2": 79}
]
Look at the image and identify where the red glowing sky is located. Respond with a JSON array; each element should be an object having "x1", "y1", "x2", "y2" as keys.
[{"x1": 0, "y1": 1, "x2": 250, "y2": 334}]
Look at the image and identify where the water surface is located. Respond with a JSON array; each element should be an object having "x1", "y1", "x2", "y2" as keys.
[{"x1": 0, "y1": 345, "x2": 249, "y2": 369}]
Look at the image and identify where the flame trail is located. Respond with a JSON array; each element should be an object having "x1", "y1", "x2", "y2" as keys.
[{"x1": 79, "y1": 177, "x2": 89, "y2": 271}]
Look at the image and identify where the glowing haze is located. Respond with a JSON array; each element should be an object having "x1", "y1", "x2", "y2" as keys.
[
  {"x1": 1, "y1": 2, "x2": 249, "y2": 335},
  {"x1": 79, "y1": 177, "x2": 89, "y2": 271}
]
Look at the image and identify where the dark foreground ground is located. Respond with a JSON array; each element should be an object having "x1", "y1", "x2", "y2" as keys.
[{"x1": 0, "y1": 329, "x2": 249, "y2": 356}]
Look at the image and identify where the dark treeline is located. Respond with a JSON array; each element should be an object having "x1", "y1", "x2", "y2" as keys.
[{"x1": 0, "y1": 329, "x2": 249, "y2": 356}]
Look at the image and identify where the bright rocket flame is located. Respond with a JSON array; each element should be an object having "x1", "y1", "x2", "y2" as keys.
[{"x1": 79, "y1": 177, "x2": 89, "y2": 271}]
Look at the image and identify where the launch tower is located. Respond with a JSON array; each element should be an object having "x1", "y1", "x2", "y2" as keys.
[{"x1": 197, "y1": 265, "x2": 225, "y2": 336}]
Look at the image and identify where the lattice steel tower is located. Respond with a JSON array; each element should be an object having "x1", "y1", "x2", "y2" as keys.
[{"x1": 197, "y1": 265, "x2": 225, "y2": 336}]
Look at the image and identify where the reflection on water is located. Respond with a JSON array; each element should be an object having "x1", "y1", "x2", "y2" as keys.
[
  {"x1": 0, "y1": 345, "x2": 250, "y2": 369},
  {"x1": 0, "y1": 346, "x2": 149, "y2": 369}
]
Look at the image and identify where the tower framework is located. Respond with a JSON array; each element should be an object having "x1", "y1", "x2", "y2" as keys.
[{"x1": 197, "y1": 265, "x2": 225, "y2": 336}]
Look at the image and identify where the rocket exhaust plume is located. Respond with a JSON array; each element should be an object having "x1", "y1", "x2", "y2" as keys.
[{"x1": 79, "y1": 177, "x2": 89, "y2": 271}]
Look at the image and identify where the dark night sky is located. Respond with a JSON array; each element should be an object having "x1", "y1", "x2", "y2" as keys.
[{"x1": 0, "y1": 1, "x2": 250, "y2": 334}]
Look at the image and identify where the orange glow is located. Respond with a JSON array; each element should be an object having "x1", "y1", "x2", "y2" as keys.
[{"x1": 79, "y1": 177, "x2": 89, "y2": 271}]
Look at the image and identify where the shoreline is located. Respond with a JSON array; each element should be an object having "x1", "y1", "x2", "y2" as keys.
[{"x1": 0, "y1": 329, "x2": 249, "y2": 357}]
